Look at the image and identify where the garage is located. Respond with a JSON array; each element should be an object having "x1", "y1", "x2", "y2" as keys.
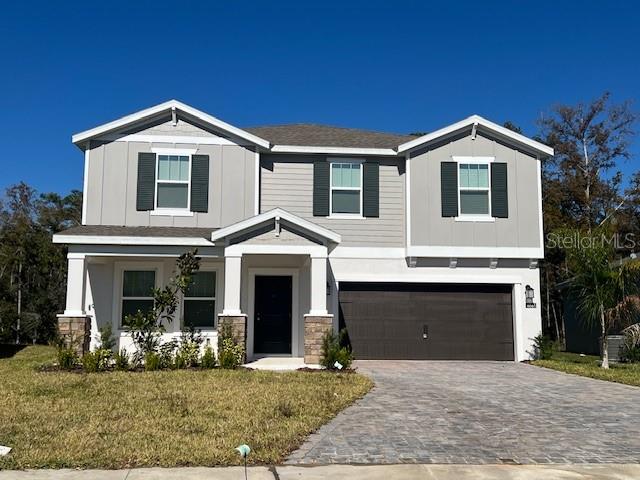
[{"x1": 339, "y1": 283, "x2": 514, "y2": 360}]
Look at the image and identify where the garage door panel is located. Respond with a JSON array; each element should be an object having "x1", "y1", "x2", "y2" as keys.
[{"x1": 339, "y1": 283, "x2": 514, "y2": 361}]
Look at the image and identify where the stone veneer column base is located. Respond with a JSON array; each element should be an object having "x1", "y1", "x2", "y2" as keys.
[
  {"x1": 57, "y1": 316, "x2": 91, "y2": 357},
  {"x1": 218, "y1": 314, "x2": 248, "y2": 362},
  {"x1": 304, "y1": 314, "x2": 334, "y2": 365}
]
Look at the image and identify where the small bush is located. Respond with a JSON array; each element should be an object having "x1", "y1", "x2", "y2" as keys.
[
  {"x1": 158, "y1": 341, "x2": 177, "y2": 369},
  {"x1": 144, "y1": 351, "x2": 162, "y2": 371},
  {"x1": 175, "y1": 326, "x2": 203, "y2": 368},
  {"x1": 82, "y1": 348, "x2": 112, "y2": 373},
  {"x1": 532, "y1": 334, "x2": 554, "y2": 360},
  {"x1": 114, "y1": 349, "x2": 130, "y2": 371},
  {"x1": 320, "y1": 329, "x2": 353, "y2": 370},
  {"x1": 56, "y1": 344, "x2": 78, "y2": 370},
  {"x1": 622, "y1": 324, "x2": 640, "y2": 363},
  {"x1": 217, "y1": 323, "x2": 244, "y2": 369},
  {"x1": 201, "y1": 344, "x2": 216, "y2": 369},
  {"x1": 98, "y1": 324, "x2": 116, "y2": 352}
]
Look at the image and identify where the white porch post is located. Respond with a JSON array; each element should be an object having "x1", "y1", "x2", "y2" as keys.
[
  {"x1": 63, "y1": 253, "x2": 87, "y2": 316},
  {"x1": 309, "y1": 254, "x2": 328, "y2": 316},
  {"x1": 223, "y1": 254, "x2": 243, "y2": 315}
]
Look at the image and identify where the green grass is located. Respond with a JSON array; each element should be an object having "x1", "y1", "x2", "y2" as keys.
[
  {"x1": 0, "y1": 346, "x2": 372, "y2": 469},
  {"x1": 532, "y1": 351, "x2": 640, "y2": 387}
]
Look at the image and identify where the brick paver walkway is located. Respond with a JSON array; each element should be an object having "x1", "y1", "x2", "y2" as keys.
[{"x1": 287, "y1": 361, "x2": 640, "y2": 464}]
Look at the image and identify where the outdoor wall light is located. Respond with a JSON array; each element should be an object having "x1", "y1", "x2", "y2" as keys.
[{"x1": 525, "y1": 285, "x2": 536, "y2": 308}]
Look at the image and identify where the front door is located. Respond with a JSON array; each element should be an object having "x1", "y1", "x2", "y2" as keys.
[{"x1": 254, "y1": 275, "x2": 292, "y2": 354}]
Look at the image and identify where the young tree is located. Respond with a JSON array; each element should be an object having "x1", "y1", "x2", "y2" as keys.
[{"x1": 567, "y1": 234, "x2": 640, "y2": 368}]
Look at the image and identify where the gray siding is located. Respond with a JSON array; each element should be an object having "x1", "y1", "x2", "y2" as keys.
[
  {"x1": 410, "y1": 133, "x2": 541, "y2": 248},
  {"x1": 261, "y1": 154, "x2": 405, "y2": 247},
  {"x1": 84, "y1": 125, "x2": 256, "y2": 228}
]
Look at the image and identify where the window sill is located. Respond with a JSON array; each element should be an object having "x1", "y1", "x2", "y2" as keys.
[
  {"x1": 150, "y1": 209, "x2": 194, "y2": 217},
  {"x1": 455, "y1": 215, "x2": 495, "y2": 223},
  {"x1": 327, "y1": 214, "x2": 366, "y2": 220}
]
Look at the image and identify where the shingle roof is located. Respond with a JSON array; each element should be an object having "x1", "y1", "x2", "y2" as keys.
[
  {"x1": 58, "y1": 225, "x2": 215, "y2": 239},
  {"x1": 245, "y1": 124, "x2": 416, "y2": 149}
]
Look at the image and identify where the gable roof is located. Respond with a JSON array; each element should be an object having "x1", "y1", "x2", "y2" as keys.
[
  {"x1": 245, "y1": 124, "x2": 415, "y2": 149},
  {"x1": 72, "y1": 100, "x2": 270, "y2": 149},
  {"x1": 52, "y1": 225, "x2": 215, "y2": 246},
  {"x1": 211, "y1": 208, "x2": 341, "y2": 245},
  {"x1": 397, "y1": 114, "x2": 554, "y2": 157}
]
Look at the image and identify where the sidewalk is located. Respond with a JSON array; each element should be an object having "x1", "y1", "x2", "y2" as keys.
[{"x1": 1, "y1": 464, "x2": 639, "y2": 479}]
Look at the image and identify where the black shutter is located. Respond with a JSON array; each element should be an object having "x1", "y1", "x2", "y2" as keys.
[
  {"x1": 491, "y1": 162, "x2": 508, "y2": 218},
  {"x1": 363, "y1": 160, "x2": 379, "y2": 217},
  {"x1": 136, "y1": 152, "x2": 156, "y2": 211},
  {"x1": 441, "y1": 161, "x2": 458, "y2": 217},
  {"x1": 190, "y1": 154, "x2": 209, "y2": 213},
  {"x1": 313, "y1": 159, "x2": 330, "y2": 216}
]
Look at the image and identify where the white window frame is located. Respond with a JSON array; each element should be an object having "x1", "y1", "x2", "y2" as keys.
[
  {"x1": 454, "y1": 156, "x2": 495, "y2": 222},
  {"x1": 151, "y1": 148, "x2": 197, "y2": 217},
  {"x1": 113, "y1": 262, "x2": 163, "y2": 331},
  {"x1": 328, "y1": 158, "x2": 364, "y2": 219},
  {"x1": 181, "y1": 267, "x2": 219, "y2": 330}
]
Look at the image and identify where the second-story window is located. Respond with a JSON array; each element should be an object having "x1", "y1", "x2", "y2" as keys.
[
  {"x1": 156, "y1": 155, "x2": 190, "y2": 209},
  {"x1": 459, "y1": 162, "x2": 490, "y2": 215},
  {"x1": 330, "y1": 161, "x2": 362, "y2": 215}
]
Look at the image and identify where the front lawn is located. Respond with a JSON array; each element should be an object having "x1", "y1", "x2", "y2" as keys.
[
  {"x1": 0, "y1": 346, "x2": 372, "y2": 469},
  {"x1": 532, "y1": 351, "x2": 640, "y2": 387}
]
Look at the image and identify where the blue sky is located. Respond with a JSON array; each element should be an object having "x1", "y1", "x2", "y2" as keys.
[{"x1": 1, "y1": 0, "x2": 638, "y2": 196}]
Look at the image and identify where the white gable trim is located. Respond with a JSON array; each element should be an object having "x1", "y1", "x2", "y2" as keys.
[
  {"x1": 211, "y1": 208, "x2": 342, "y2": 245},
  {"x1": 72, "y1": 100, "x2": 270, "y2": 149},
  {"x1": 52, "y1": 234, "x2": 213, "y2": 247},
  {"x1": 397, "y1": 114, "x2": 554, "y2": 157},
  {"x1": 270, "y1": 145, "x2": 396, "y2": 156}
]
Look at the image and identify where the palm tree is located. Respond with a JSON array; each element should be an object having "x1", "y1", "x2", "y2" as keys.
[{"x1": 568, "y1": 240, "x2": 640, "y2": 369}]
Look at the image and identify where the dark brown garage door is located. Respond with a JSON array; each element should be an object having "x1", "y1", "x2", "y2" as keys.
[{"x1": 339, "y1": 283, "x2": 514, "y2": 360}]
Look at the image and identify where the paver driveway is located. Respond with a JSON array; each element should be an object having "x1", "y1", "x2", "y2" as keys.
[{"x1": 287, "y1": 361, "x2": 640, "y2": 465}]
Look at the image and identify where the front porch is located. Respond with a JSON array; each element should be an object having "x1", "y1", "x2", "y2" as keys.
[{"x1": 54, "y1": 209, "x2": 342, "y2": 365}]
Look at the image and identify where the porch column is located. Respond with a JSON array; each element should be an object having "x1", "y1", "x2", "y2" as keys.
[
  {"x1": 309, "y1": 255, "x2": 327, "y2": 315},
  {"x1": 57, "y1": 253, "x2": 90, "y2": 357},
  {"x1": 219, "y1": 253, "x2": 247, "y2": 359},
  {"x1": 223, "y1": 254, "x2": 242, "y2": 315},
  {"x1": 305, "y1": 252, "x2": 333, "y2": 364}
]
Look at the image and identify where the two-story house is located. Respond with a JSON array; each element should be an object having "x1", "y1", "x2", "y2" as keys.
[{"x1": 53, "y1": 100, "x2": 552, "y2": 364}]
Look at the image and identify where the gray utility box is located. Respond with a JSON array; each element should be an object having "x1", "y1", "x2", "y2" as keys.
[{"x1": 604, "y1": 335, "x2": 625, "y2": 363}]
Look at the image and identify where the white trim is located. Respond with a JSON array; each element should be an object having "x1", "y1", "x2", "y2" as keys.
[
  {"x1": 327, "y1": 214, "x2": 365, "y2": 220},
  {"x1": 329, "y1": 158, "x2": 363, "y2": 216},
  {"x1": 405, "y1": 152, "x2": 411, "y2": 249},
  {"x1": 53, "y1": 235, "x2": 213, "y2": 246},
  {"x1": 81, "y1": 147, "x2": 89, "y2": 225},
  {"x1": 455, "y1": 216, "x2": 495, "y2": 223},
  {"x1": 536, "y1": 158, "x2": 545, "y2": 255},
  {"x1": 453, "y1": 156, "x2": 495, "y2": 164},
  {"x1": 270, "y1": 145, "x2": 396, "y2": 156},
  {"x1": 225, "y1": 244, "x2": 327, "y2": 257},
  {"x1": 72, "y1": 100, "x2": 270, "y2": 148},
  {"x1": 247, "y1": 268, "x2": 300, "y2": 359},
  {"x1": 150, "y1": 209, "x2": 194, "y2": 217},
  {"x1": 254, "y1": 150, "x2": 260, "y2": 216},
  {"x1": 329, "y1": 247, "x2": 406, "y2": 259},
  {"x1": 98, "y1": 134, "x2": 246, "y2": 146},
  {"x1": 151, "y1": 147, "x2": 198, "y2": 155},
  {"x1": 397, "y1": 114, "x2": 554, "y2": 157},
  {"x1": 211, "y1": 208, "x2": 341, "y2": 244},
  {"x1": 406, "y1": 246, "x2": 544, "y2": 259},
  {"x1": 113, "y1": 261, "x2": 164, "y2": 331}
]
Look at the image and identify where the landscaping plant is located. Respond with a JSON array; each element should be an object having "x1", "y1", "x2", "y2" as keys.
[
  {"x1": 124, "y1": 250, "x2": 200, "y2": 364},
  {"x1": 217, "y1": 323, "x2": 244, "y2": 369},
  {"x1": 622, "y1": 323, "x2": 640, "y2": 362},
  {"x1": 532, "y1": 334, "x2": 554, "y2": 360},
  {"x1": 56, "y1": 343, "x2": 77, "y2": 370},
  {"x1": 320, "y1": 328, "x2": 353, "y2": 370},
  {"x1": 174, "y1": 325, "x2": 204, "y2": 368},
  {"x1": 567, "y1": 234, "x2": 640, "y2": 368},
  {"x1": 113, "y1": 348, "x2": 130, "y2": 371},
  {"x1": 201, "y1": 342, "x2": 216, "y2": 369}
]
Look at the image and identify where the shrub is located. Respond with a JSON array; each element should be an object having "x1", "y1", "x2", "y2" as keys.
[
  {"x1": 158, "y1": 341, "x2": 176, "y2": 369},
  {"x1": 217, "y1": 323, "x2": 244, "y2": 369},
  {"x1": 320, "y1": 329, "x2": 353, "y2": 370},
  {"x1": 82, "y1": 348, "x2": 112, "y2": 373},
  {"x1": 201, "y1": 344, "x2": 216, "y2": 369},
  {"x1": 622, "y1": 324, "x2": 640, "y2": 363},
  {"x1": 57, "y1": 344, "x2": 78, "y2": 370},
  {"x1": 144, "y1": 351, "x2": 162, "y2": 371},
  {"x1": 114, "y1": 348, "x2": 130, "y2": 371},
  {"x1": 532, "y1": 334, "x2": 554, "y2": 360},
  {"x1": 98, "y1": 324, "x2": 116, "y2": 352},
  {"x1": 175, "y1": 326, "x2": 203, "y2": 368}
]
